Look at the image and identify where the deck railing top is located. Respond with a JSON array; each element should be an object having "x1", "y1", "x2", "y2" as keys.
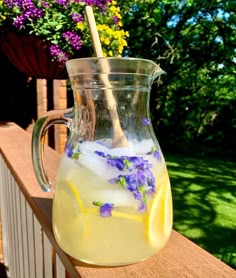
[{"x1": 0, "y1": 122, "x2": 235, "y2": 278}]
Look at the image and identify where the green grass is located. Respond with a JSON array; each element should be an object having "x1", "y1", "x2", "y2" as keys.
[{"x1": 165, "y1": 153, "x2": 236, "y2": 269}]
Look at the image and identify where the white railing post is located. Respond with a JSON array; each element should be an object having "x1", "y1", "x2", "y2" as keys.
[
  {"x1": 55, "y1": 254, "x2": 66, "y2": 278},
  {"x1": 43, "y1": 231, "x2": 53, "y2": 278},
  {"x1": 15, "y1": 185, "x2": 24, "y2": 278},
  {"x1": 26, "y1": 202, "x2": 37, "y2": 277},
  {"x1": 34, "y1": 216, "x2": 44, "y2": 278},
  {"x1": 0, "y1": 155, "x2": 67, "y2": 278},
  {"x1": 20, "y1": 191, "x2": 30, "y2": 278},
  {"x1": 0, "y1": 156, "x2": 9, "y2": 274}
]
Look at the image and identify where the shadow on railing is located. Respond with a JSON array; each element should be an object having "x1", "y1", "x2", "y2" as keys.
[{"x1": 0, "y1": 262, "x2": 7, "y2": 278}]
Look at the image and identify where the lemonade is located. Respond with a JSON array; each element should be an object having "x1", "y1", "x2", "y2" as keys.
[
  {"x1": 30, "y1": 57, "x2": 171, "y2": 266},
  {"x1": 52, "y1": 139, "x2": 173, "y2": 265}
]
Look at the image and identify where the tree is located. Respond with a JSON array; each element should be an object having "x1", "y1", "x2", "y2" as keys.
[{"x1": 119, "y1": 0, "x2": 236, "y2": 155}]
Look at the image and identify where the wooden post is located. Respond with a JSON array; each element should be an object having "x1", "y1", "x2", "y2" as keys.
[
  {"x1": 36, "y1": 79, "x2": 68, "y2": 154},
  {"x1": 53, "y1": 80, "x2": 68, "y2": 154}
]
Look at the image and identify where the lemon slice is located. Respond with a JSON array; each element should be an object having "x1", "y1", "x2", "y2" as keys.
[
  {"x1": 60, "y1": 180, "x2": 144, "y2": 222},
  {"x1": 57, "y1": 179, "x2": 92, "y2": 238},
  {"x1": 164, "y1": 185, "x2": 173, "y2": 235},
  {"x1": 63, "y1": 180, "x2": 85, "y2": 211},
  {"x1": 146, "y1": 185, "x2": 164, "y2": 246},
  {"x1": 145, "y1": 175, "x2": 173, "y2": 247},
  {"x1": 111, "y1": 210, "x2": 144, "y2": 222}
]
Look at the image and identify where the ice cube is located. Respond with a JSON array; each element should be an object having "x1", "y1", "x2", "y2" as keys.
[
  {"x1": 79, "y1": 141, "x2": 119, "y2": 180},
  {"x1": 133, "y1": 139, "x2": 154, "y2": 154},
  {"x1": 85, "y1": 188, "x2": 139, "y2": 207}
]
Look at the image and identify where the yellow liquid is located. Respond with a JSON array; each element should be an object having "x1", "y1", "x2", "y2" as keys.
[{"x1": 53, "y1": 154, "x2": 173, "y2": 265}]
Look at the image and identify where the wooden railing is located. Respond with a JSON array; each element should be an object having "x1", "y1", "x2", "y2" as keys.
[
  {"x1": 0, "y1": 123, "x2": 235, "y2": 278},
  {"x1": 0, "y1": 158, "x2": 65, "y2": 278}
]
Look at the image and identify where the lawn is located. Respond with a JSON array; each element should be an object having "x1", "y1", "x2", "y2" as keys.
[{"x1": 165, "y1": 152, "x2": 236, "y2": 269}]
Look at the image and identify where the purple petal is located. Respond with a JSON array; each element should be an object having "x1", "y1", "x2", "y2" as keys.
[
  {"x1": 116, "y1": 159, "x2": 125, "y2": 170},
  {"x1": 108, "y1": 177, "x2": 117, "y2": 184},
  {"x1": 133, "y1": 191, "x2": 142, "y2": 200},
  {"x1": 137, "y1": 169, "x2": 147, "y2": 185},
  {"x1": 153, "y1": 150, "x2": 161, "y2": 161},
  {"x1": 100, "y1": 203, "x2": 114, "y2": 217},
  {"x1": 138, "y1": 202, "x2": 146, "y2": 212},
  {"x1": 95, "y1": 150, "x2": 106, "y2": 157},
  {"x1": 142, "y1": 117, "x2": 150, "y2": 126},
  {"x1": 125, "y1": 174, "x2": 137, "y2": 191}
]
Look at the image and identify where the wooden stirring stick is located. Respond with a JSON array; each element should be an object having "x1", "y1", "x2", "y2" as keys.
[
  {"x1": 85, "y1": 6, "x2": 103, "y2": 57},
  {"x1": 85, "y1": 6, "x2": 128, "y2": 148}
]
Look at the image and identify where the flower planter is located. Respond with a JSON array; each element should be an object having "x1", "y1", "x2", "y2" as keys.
[{"x1": 0, "y1": 30, "x2": 68, "y2": 80}]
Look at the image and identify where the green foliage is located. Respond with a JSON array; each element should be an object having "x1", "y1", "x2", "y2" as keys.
[
  {"x1": 119, "y1": 0, "x2": 236, "y2": 153},
  {"x1": 0, "y1": 0, "x2": 128, "y2": 62}
]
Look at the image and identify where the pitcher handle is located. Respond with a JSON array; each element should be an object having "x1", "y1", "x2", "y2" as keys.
[{"x1": 31, "y1": 108, "x2": 73, "y2": 192}]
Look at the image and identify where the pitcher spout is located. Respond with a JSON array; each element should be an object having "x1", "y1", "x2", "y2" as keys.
[{"x1": 152, "y1": 65, "x2": 166, "y2": 81}]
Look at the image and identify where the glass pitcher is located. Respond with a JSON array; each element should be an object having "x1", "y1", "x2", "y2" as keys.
[{"x1": 32, "y1": 57, "x2": 173, "y2": 266}]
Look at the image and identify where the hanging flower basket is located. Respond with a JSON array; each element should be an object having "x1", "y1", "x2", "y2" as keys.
[
  {"x1": 0, "y1": 30, "x2": 68, "y2": 80},
  {"x1": 0, "y1": 1, "x2": 128, "y2": 80}
]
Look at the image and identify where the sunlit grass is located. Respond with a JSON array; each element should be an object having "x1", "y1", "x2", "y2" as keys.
[{"x1": 165, "y1": 153, "x2": 236, "y2": 269}]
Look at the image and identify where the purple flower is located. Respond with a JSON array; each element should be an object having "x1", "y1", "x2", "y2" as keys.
[
  {"x1": 13, "y1": 15, "x2": 26, "y2": 28},
  {"x1": 83, "y1": 0, "x2": 111, "y2": 12},
  {"x1": 104, "y1": 155, "x2": 149, "y2": 172},
  {"x1": 106, "y1": 157, "x2": 117, "y2": 167},
  {"x1": 62, "y1": 31, "x2": 82, "y2": 51},
  {"x1": 94, "y1": 150, "x2": 106, "y2": 157},
  {"x1": 5, "y1": 0, "x2": 22, "y2": 8},
  {"x1": 41, "y1": 1, "x2": 51, "y2": 9},
  {"x1": 12, "y1": 0, "x2": 44, "y2": 28},
  {"x1": 125, "y1": 174, "x2": 137, "y2": 191},
  {"x1": 133, "y1": 191, "x2": 142, "y2": 200},
  {"x1": 153, "y1": 150, "x2": 161, "y2": 160},
  {"x1": 93, "y1": 201, "x2": 114, "y2": 217},
  {"x1": 84, "y1": 0, "x2": 111, "y2": 5},
  {"x1": 22, "y1": 0, "x2": 35, "y2": 9},
  {"x1": 138, "y1": 202, "x2": 145, "y2": 212},
  {"x1": 66, "y1": 147, "x2": 74, "y2": 158},
  {"x1": 100, "y1": 203, "x2": 114, "y2": 217},
  {"x1": 137, "y1": 169, "x2": 147, "y2": 185},
  {"x1": 147, "y1": 146, "x2": 161, "y2": 161},
  {"x1": 94, "y1": 151, "x2": 157, "y2": 213},
  {"x1": 145, "y1": 169, "x2": 156, "y2": 192},
  {"x1": 49, "y1": 44, "x2": 69, "y2": 63},
  {"x1": 129, "y1": 156, "x2": 150, "y2": 169},
  {"x1": 56, "y1": 0, "x2": 68, "y2": 5},
  {"x1": 71, "y1": 13, "x2": 84, "y2": 23},
  {"x1": 110, "y1": 171, "x2": 155, "y2": 211},
  {"x1": 107, "y1": 157, "x2": 125, "y2": 170},
  {"x1": 142, "y1": 117, "x2": 150, "y2": 126},
  {"x1": 113, "y1": 16, "x2": 119, "y2": 24},
  {"x1": 65, "y1": 143, "x2": 81, "y2": 159},
  {"x1": 24, "y1": 8, "x2": 44, "y2": 20}
]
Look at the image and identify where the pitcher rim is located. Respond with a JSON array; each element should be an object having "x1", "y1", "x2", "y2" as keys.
[
  {"x1": 66, "y1": 57, "x2": 166, "y2": 79},
  {"x1": 66, "y1": 57, "x2": 160, "y2": 67}
]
